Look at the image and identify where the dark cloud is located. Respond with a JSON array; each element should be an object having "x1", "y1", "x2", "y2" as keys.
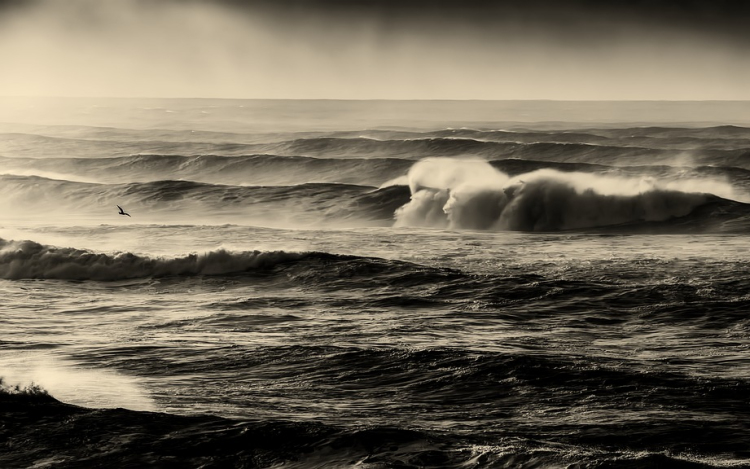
[
  {"x1": 208, "y1": 0, "x2": 750, "y2": 20},
  {"x1": 208, "y1": 0, "x2": 750, "y2": 45},
  {"x1": 3, "y1": 0, "x2": 746, "y2": 45},
  {"x1": 0, "y1": 0, "x2": 37, "y2": 8}
]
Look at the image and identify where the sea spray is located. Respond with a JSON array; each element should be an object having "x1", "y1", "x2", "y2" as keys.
[
  {"x1": 395, "y1": 158, "x2": 509, "y2": 229},
  {"x1": 1, "y1": 355, "x2": 156, "y2": 412}
]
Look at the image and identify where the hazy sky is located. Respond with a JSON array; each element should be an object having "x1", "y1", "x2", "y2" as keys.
[{"x1": 1, "y1": 0, "x2": 748, "y2": 100}]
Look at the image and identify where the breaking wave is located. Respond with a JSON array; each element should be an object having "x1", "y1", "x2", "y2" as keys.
[
  {"x1": 0, "y1": 239, "x2": 454, "y2": 282},
  {"x1": 0, "y1": 239, "x2": 316, "y2": 280},
  {"x1": 394, "y1": 158, "x2": 750, "y2": 232},
  {"x1": 3, "y1": 163, "x2": 750, "y2": 232}
]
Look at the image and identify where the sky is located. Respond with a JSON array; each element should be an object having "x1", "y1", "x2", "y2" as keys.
[{"x1": 0, "y1": 0, "x2": 749, "y2": 100}]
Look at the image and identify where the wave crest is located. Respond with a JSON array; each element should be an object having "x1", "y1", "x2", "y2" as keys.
[{"x1": 0, "y1": 239, "x2": 309, "y2": 280}]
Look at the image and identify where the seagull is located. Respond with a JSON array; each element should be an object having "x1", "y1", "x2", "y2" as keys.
[{"x1": 117, "y1": 205, "x2": 131, "y2": 217}]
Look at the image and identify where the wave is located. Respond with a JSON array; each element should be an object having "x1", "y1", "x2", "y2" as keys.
[
  {"x1": 602, "y1": 124, "x2": 750, "y2": 139},
  {"x1": 423, "y1": 125, "x2": 750, "y2": 149},
  {"x1": 394, "y1": 158, "x2": 750, "y2": 233},
  {"x1": 12, "y1": 122, "x2": 737, "y2": 148},
  {"x1": 276, "y1": 136, "x2": 508, "y2": 158},
  {"x1": 274, "y1": 136, "x2": 673, "y2": 167},
  {"x1": 0, "y1": 132, "x2": 686, "y2": 165},
  {"x1": 7, "y1": 150, "x2": 750, "y2": 193},
  {"x1": 265, "y1": 134, "x2": 750, "y2": 168},
  {"x1": 4, "y1": 125, "x2": 750, "y2": 174},
  {"x1": 0, "y1": 392, "x2": 449, "y2": 469},
  {"x1": 0, "y1": 132, "x2": 267, "y2": 158},
  {"x1": 3, "y1": 346, "x2": 748, "y2": 468},
  {"x1": 3, "y1": 161, "x2": 750, "y2": 233},
  {"x1": 0, "y1": 153, "x2": 413, "y2": 186},
  {"x1": 0, "y1": 240, "x2": 448, "y2": 281},
  {"x1": 0, "y1": 175, "x2": 411, "y2": 226},
  {"x1": 0, "y1": 239, "x2": 294, "y2": 280},
  {"x1": 2, "y1": 394, "x2": 743, "y2": 469}
]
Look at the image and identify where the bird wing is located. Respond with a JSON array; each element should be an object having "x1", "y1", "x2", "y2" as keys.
[{"x1": 117, "y1": 205, "x2": 123, "y2": 212}]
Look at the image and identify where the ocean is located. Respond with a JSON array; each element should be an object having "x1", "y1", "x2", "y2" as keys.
[{"x1": 2, "y1": 98, "x2": 750, "y2": 468}]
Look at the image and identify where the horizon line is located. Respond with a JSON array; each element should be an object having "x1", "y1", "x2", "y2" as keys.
[{"x1": 2, "y1": 95, "x2": 750, "y2": 103}]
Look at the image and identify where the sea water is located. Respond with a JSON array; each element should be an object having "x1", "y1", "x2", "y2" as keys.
[{"x1": 2, "y1": 98, "x2": 750, "y2": 468}]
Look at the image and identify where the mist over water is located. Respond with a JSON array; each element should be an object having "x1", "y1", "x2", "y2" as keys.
[{"x1": 3, "y1": 99, "x2": 750, "y2": 468}]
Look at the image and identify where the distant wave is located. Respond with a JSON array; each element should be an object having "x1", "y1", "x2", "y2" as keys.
[
  {"x1": 0, "y1": 175, "x2": 411, "y2": 226},
  {"x1": 0, "y1": 132, "x2": 267, "y2": 158},
  {"x1": 0, "y1": 154, "x2": 413, "y2": 186},
  {"x1": 4, "y1": 135, "x2": 748, "y2": 172},
  {"x1": 274, "y1": 136, "x2": 667, "y2": 166},
  {"x1": 422, "y1": 125, "x2": 750, "y2": 147},
  {"x1": 4, "y1": 124, "x2": 750, "y2": 164},
  {"x1": 6, "y1": 152, "x2": 750, "y2": 192},
  {"x1": 266, "y1": 135, "x2": 750, "y2": 168},
  {"x1": 277, "y1": 136, "x2": 510, "y2": 158},
  {"x1": 394, "y1": 158, "x2": 750, "y2": 233}
]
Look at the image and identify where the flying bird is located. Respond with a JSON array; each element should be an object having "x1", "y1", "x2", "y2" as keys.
[{"x1": 117, "y1": 205, "x2": 131, "y2": 217}]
